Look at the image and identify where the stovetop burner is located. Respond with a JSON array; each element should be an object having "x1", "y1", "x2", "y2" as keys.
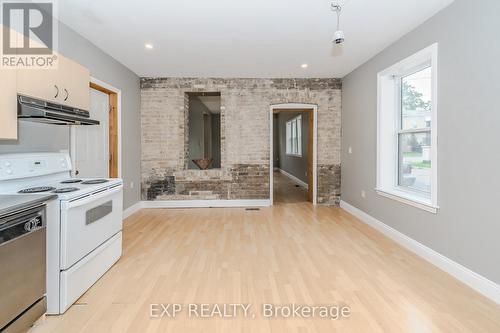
[
  {"x1": 18, "y1": 186, "x2": 56, "y2": 194},
  {"x1": 81, "y1": 179, "x2": 109, "y2": 185},
  {"x1": 61, "y1": 179, "x2": 82, "y2": 184},
  {"x1": 52, "y1": 187, "x2": 80, "y2": 194}
]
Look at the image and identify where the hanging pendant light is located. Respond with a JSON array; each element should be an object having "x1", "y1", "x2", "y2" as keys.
[{"x1": 331, "y1": 2, "x2": 345, "y2": 44}]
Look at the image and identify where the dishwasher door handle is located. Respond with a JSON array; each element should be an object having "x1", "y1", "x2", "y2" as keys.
[{"x1": 0, "y1": 207, "x2": 46, "y2": 246}]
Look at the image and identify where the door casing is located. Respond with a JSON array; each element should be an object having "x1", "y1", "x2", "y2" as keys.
[
  {"x1": 269, "y1": 103, "x2": 318, "y2": 205},
  {"x1": 70, "y1": 77, "x2": 122, "y2": 178}
]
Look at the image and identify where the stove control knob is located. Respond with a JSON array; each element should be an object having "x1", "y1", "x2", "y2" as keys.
[
  {"x1": 4, "y1": 162, "x2": 11, "y2": 167},
  {"x1": 6, "y1": 169, "x2": 12, "y2": 175}
]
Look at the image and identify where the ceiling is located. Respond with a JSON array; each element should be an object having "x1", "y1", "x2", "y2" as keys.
[{"x1": 58, "y1": 0, "x2": 454, "y2": 78}]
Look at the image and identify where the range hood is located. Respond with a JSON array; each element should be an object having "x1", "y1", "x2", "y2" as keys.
[{"x1": 17, "y1": 95, "x2": 99, "y2": 125}]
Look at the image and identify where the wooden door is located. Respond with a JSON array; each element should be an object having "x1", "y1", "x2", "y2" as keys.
[{"x1": 108, "y1": 93, "x2": 118, "y2": 178}]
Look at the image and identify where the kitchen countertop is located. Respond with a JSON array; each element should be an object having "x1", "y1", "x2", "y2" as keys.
[{"x1": 0, "y1": 194, "x2": 58, "y2": 217}]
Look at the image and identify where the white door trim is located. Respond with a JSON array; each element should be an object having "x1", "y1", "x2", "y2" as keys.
[
  {"x1": 71, "y1": 77, "x2": 122, "y2": 179},
  {"x1": 269, "y1": 103, "x2": 318, "y2": 205}
]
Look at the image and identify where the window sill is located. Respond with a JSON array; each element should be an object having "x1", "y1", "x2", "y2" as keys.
[
  {"x1": 375, "y1": 188, "x2": 439, "y2": 214},
  {"x1": 286, "y1": 154, "x2": 303, "y2": 158},
  {"x1": 174, "y1": 169, "x2": 227, "y2": 181},
  {"x1": 186, "y1": 168, "x2": 222, "y2": 171}
]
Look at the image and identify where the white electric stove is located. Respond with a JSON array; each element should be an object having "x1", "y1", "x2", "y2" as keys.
[{"x1": 0, "y1": 152, "x2": 123, "y2": 314}]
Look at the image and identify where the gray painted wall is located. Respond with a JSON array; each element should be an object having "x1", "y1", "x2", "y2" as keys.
[
  {"x1": 0, "y1": 122, "x2": 70, "y2": 153},
  {"x1": 0, "y1": 22, "x2": 141, "y2": 209},
  {"x1": 277, "y1": 111, "x2": 308, "y2": 183},
  {"x1": 342, "y1": 0, "x2": 500, "y2": 284}
]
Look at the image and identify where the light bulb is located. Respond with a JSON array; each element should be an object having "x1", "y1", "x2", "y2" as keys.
[{"x1": 333, "y1": 30, "x2": 345, "y2": 44}]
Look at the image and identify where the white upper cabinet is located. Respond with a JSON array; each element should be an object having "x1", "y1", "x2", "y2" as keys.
[
  {"x1": 1, "y1": 25, "x2": 90, "y2": 140},
  {"x1": 16, "y1": 60, "x2": 62, "y2": 104},
  {"x1": 0, "y1": 25, "x2": 18, "y2": 140},
  {"x1": 13, "y1": 23, "x2": 90, "y2": 110},
  {"x1": 17, "y1": 53, "x2": 90, "y2": 110},
  {"x1": 0, "y1": 67, "x2": 17, "y2": 140},
  {"x1": 57, "y1": 55, "x2": 91, "y2": 111}
]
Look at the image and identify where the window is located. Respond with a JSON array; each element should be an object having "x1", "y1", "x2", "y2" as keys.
[
  {"x1": 286, "y1": 115, "x2": 302, "y2": 156},
  {"x1": 376, "y1": 44, "x2": 438, "y2": 213},
  {"x1": 398, "y1": 67, "x2": 432, "y2": 193}
]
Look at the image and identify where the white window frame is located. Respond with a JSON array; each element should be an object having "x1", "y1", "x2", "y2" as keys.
[
  {"x1": 376, "y1": 43, "x2": 438, "y2": 213},
  {"x1": 286, "y1": 115, "x2": 302, "y2": 157}
]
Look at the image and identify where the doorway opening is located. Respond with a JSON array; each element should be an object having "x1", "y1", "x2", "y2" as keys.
[
  {"x1": 71, "y1": 79, "x2": 120, "y2": 178},
  {"x1": 270, "y1": 104, "x2": 317, "y2": 205}
]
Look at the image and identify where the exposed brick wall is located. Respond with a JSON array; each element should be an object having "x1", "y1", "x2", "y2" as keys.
[
  {"x1": 141, "y1": 78, "x2": 341, "y2": 204},
  {"x1": 227, "y1": 164, "x2": 269, "y2": 199},
  {"x1": 142, "y1": 165, "x2": 269, "y2": 200},
  {"x1": 317, "y1": 164, "x2": 341, "y2": 205}
]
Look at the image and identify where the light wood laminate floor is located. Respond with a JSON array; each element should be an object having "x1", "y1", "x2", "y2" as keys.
[
  {"x1": 273, "y1": 171, "x2": 308, "y2": 204},
  {"x1": 32, "y1": 204, "x2": 500, "y2": 332}
]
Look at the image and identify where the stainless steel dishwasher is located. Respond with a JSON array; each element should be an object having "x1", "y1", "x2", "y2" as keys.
[{"x1": 0, "y1": 204, "x2": 47, "y2": 333}]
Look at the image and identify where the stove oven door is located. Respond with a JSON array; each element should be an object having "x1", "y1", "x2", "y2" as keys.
[{"x1": 60, "y1": 185, "x2": 123, "y2": 270}]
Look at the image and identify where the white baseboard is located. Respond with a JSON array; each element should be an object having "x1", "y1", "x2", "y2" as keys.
[
  {"x1": 142, "y1": 199, "x2": 271, "y2": 209},
  {"x1": 123, "y1": 199, "x2": 270, "y2": 217},
  {"x1": 277, "y1": 169, "x2": 308, "y2": 189},
  {"x1": 123, "y1": 201, "x2": 142, "y2": 219},
  {"x1": 339, "y1": 200, "x2": 500, "y2": 305}
]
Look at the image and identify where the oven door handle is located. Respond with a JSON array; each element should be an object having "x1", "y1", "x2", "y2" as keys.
[{"x1": 62, "y1": 185, "x2": 123, "y2": 210}]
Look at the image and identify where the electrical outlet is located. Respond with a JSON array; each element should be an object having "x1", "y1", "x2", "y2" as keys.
[
  {"x1": 361, "y1": 190, "x2": 366, "y2": 198},
  {"x1": 130, "y1": 182, "x2": 134, "y2": 189},
  {"x1": 348, "y1": 146, "x2": 353, "y2": 154}
]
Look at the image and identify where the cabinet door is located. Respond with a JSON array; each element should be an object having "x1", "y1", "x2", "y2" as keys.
[
  {"x1": 0, "y1": 25, "x2": 18, "y2": 139},
  {"x1": 58, "y1": 55, "x2": 90, "y2": 110},
  {"x1": 0, "y1": 67, "x2": 18, "y2": 140},
  {"x1": 17, "y1": 54, "x2": 90, "y2": 110},
  {"x1": 15, "y1": 29, "x2": 61, "y2": 104},
  {"x1": 17, "y1": 60, "x2": 61, "y2": 103}
]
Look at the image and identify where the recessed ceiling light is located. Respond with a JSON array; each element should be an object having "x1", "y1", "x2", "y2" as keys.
[
  {"x1": 145, "y1": 43, "x2": 154, "y2": 50},
  {"x1": 301, "y1": 63, "x2": 308, "y2": 68}
]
